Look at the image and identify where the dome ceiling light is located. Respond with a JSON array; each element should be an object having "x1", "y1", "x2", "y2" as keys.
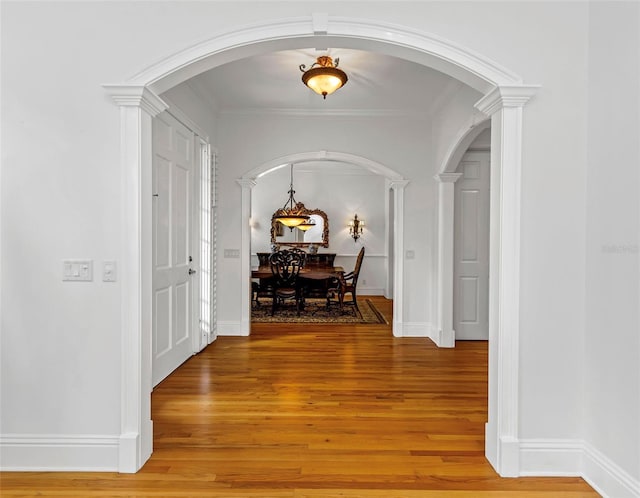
[{"x1": 299, "y1": 55, "x2": 348, "y2": 99}]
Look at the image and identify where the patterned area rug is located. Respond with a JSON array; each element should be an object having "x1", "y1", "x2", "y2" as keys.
[{"x1": 252, "y1": 298, "x2": 387, "y2": 324}]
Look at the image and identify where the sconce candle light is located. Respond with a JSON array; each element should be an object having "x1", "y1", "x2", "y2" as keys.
[{"x1": 348, "y1": 214, "x2": 364, "y2": 241}]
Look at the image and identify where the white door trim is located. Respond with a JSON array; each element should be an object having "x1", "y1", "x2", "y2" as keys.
[{"x1": 104, "y1": 16, "x2": 539, "y2": 476}]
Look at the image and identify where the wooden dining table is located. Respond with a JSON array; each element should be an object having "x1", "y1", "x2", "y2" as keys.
[
  {"x1": 251, "y1": 265, "x2": 344, "y2": 280},
  {"x1": 251, "y1": 265, "x2": 345, "y2": 303}
]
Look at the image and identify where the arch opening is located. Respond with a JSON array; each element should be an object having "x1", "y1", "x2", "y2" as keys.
[{"x1": 105, "y1": 14, "x2": 537, "y2": 477}]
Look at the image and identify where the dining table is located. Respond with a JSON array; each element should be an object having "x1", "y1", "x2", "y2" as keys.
[
  {"x1": 251, "y1": 265, "x2": 344, "y2": 280},
  {"x1": 251, "y1": 264, "x2": 345, "y2": 303}
]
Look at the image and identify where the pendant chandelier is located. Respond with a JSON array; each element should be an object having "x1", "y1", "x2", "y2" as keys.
[
  {"x1": 299, "y1": 55, "x2": 348, "y2": 99},
  {"x1": 273, "y1": 164, "x2": 310, "y2": 228}
]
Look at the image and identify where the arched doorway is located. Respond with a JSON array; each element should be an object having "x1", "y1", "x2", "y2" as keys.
[
  {"x1": 104, "y1": 15, "x2": 538, "y2": 476},
  {"x1": 239, "y1": 151, "x2": 407, "y2": 336}
]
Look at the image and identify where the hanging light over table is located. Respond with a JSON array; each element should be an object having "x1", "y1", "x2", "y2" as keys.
[
  {"x1": 300, "y1": 55, "x2": 348, "y2": 99},
  {"x1": 273, "y1": 164, "x2": 310, "y2": 228}
]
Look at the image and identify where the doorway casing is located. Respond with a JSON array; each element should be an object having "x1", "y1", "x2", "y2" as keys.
[{"x1": 104, "y1": 15, "x2": 538, "y2": 476}]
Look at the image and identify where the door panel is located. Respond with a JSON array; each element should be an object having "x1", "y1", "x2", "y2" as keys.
[
  {"x1": 454, "y1": 152, "x2": 490, "y2": 340},
  {"x1": 152, "y1": 112, "x2": 196, "y2": 386}
]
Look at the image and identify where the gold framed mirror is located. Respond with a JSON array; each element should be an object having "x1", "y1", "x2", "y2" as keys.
[{"x1": 270, "y1": 203, "x2": 329, "y2": 248}]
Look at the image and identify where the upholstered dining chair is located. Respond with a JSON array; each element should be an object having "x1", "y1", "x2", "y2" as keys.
[
  {"x1": 328, "y1": 246, "x2": 365, "y2": 313},
  {"x1": 269, "y1": 249, "x2": 306, "y2": 316}
]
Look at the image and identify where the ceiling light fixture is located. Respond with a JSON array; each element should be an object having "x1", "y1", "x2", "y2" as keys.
[
  {"x1": 273, "y1": 164, "x2": 310, "y2": 228},
  {"x1": 299, "y1": 55, "x2": 348, "y2": 99}
]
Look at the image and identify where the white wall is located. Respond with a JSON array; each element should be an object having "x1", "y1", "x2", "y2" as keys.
[
  {"x1": 585, "y1": 1, "x2": 640, "y2": 493},
  {"x1": 0, "y1": 3, "x2": 637, "y2": 494}
]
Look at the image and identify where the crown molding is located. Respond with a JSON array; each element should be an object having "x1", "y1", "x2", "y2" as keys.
[
  {"x1": 434, "y1": 172, "x2": 463, "y2": 183},
  {"x1": 218, "y1": 107, "x2": 431, "y2": 119}
]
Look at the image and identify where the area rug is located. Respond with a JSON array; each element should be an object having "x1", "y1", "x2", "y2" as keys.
[{"x1": 251, "y1": 298, "x2": 387, "y2": 324}]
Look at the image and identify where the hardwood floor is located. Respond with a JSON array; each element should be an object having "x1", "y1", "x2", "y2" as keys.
[{"x1": 1, "y1": 297, "x2": 599, "y2": 497}]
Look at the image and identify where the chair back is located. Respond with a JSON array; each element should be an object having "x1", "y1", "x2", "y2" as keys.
[
  {"x1": 351, "y1": 246, "x2": 365, "y2": 286},
  {"x1": 269, "y1": 249, "x2": 305, "y2": 288}
]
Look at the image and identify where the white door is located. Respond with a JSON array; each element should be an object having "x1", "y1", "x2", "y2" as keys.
[
  {"x1": 453, "y1": 152, "x2": 490, "y2": 340},
  {"x1": 152, "y1": 112, "x2": 196, "y2": 386}
]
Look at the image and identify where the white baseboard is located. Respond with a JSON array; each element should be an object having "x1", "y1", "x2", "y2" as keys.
[
  {"x1": 519, "y1": 438, "x2": 583, "y2": 476},
  {"x1": 216, "y1": 320, "x2": 248, "y2": 336},
  {"x1": 0, "y1": 434, "x2": 119, "y2": 471},
  {"x1": 519, "y1": 438, "x2": 640, "y2": 498},
  {"x1": 583, "y1": 442, "x2": 640, "y2": 498},
  {"x1": 399, "y1": 322, "x2": 436, "y2": 341}
]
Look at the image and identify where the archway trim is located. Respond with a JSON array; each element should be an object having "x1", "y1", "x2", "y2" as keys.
[{"x1": 127, "y1": 16, "x2": 523, "y2": 95}]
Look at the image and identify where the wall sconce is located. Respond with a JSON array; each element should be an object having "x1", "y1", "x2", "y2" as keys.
[{"x1": 348, "y1": 214, "x2": 364, "y2": 241}]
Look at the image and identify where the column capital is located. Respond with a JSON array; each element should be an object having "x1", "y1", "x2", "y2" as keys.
[
  {"x1": 237, "y1": 178, "x2": 257, "y2": 189},
  {"x1": 475, "y1": 85, "x2": 540, "y2": 116},
  {"x1": 103, "y1": 85, "x2": 168, "y2": 116},
  {"x1": 434, "y1": 172, "x2": 463, "y2": 184},
  {"x1": 388, "y1": 179, "x2": 409, "y2": 191}
]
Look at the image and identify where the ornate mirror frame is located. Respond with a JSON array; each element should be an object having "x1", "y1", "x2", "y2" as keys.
[{"x1": 270, "y1": 202, "x2": 329, "y2": 247}]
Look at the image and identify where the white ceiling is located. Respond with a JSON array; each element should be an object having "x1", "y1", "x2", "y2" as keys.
[{"x1": 186, "y1": 48, "x2": 472, "y2": 116}]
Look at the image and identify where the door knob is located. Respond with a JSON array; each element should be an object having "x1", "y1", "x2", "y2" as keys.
[{"x1": 188, "y1": 269, "x2": 196, "y2": 275}]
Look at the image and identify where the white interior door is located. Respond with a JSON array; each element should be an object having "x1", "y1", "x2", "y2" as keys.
[
  {"x1": 453, "y1": 151, "x2": 490, "y2": 340},
  {"x1": 152, "y1": 112, "x2": 196, "y2": 386}
]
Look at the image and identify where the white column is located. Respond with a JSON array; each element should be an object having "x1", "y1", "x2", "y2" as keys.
[
  {"x1": 238, "y1": 178, "x2": 256, "y2": 336},
  {"x1": 434, "y1": 173, "x2": 462, "y2": 348},
  {"x1": 475, "y1": 85, "x2": 538, "y2": 476},
  {"x1": 389, "y1": 180, "x2": 409, "y2": 337},
  {"x1": 104, "y1": 85, "x2": 167, "y2": 473}
]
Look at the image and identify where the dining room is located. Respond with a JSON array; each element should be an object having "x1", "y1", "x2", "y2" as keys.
[{"x1": 249, "y1": 160, "x2": 390, "y2": 324}]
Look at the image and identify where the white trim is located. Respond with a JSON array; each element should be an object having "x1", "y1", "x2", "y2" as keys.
[
  {"x1": 583, "y1": 442, "x2": 640, "y2": 498},
  {"x1": 215, "y1": 321, "x2": 248, "y2": 337},
  {"x1": 518, "y1": 439, "x2": 640, "y2": 498},
  {"x1": 519, "y1": 439, "x2": 583, "y2": 476},
  {"x1": 440, "y1": 119, "x2": 491, "y2": 175},
  {"x1": 0, "y1": 434, "x2": 120, "y2": 471},
  {"x1": 475, "y1": 86, "x2": 537, "y2": 477},
  {"x1": 103, "y1": 86, "x2": 167, "y2": 473},
  {"x1": 389, "y1": 180, "x2": 409, "y2": 338},
  {"x1": 246, "y1": 150, "x2": 404, "y2": 181},
  {"x1": 400, "y1": 322, "x2": 438, "y2": 342},
  {"x1": 434, "y1": 172, "x2": 462, "y2": 348}
]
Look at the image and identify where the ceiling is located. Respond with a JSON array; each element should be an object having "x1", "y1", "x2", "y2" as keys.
[{"x1": 185, "y1": 48, "x2": 473, "y2": 116}]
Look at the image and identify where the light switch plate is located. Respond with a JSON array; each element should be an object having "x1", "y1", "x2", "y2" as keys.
[
  {"x1": 103, "y1": 261, "x2": 117, "y2": 282},
  {"x1": 62, "y1": 260, "x2": 93, "y2": 281}
]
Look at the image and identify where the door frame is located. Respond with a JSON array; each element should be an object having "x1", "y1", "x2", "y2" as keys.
[{"x1": 104, "y1": 15, "x2": 539, "y2": 476}]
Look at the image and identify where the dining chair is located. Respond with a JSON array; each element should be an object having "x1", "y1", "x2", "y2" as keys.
[
  {"x1": 328, "y1": 246, "x2": 365, "y2": 313},
  {"x1": 269, "y1": 249, "x2": 306, "y2": 316}
]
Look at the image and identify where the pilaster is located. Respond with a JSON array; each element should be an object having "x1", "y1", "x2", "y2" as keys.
[
  {"x1": 434, "y1": 173, "x2": 462, "y2": 348},
  {"x1": 475, "y1": 84, "x2": 537, "y2": 476},
  {"x1": 389, "y1": 180, "x2": 409, "y2": 337},
  {"x1": 103, "y1": 85, "x2": 168, "y2": 473},
  {"x1": 238, "y1": 179, "x2": 257, "y2": 336}
]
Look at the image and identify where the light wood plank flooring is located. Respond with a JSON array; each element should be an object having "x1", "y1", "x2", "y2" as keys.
[{"x1": 1, "y1": 297, "x2": 599, "y2": 497}]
